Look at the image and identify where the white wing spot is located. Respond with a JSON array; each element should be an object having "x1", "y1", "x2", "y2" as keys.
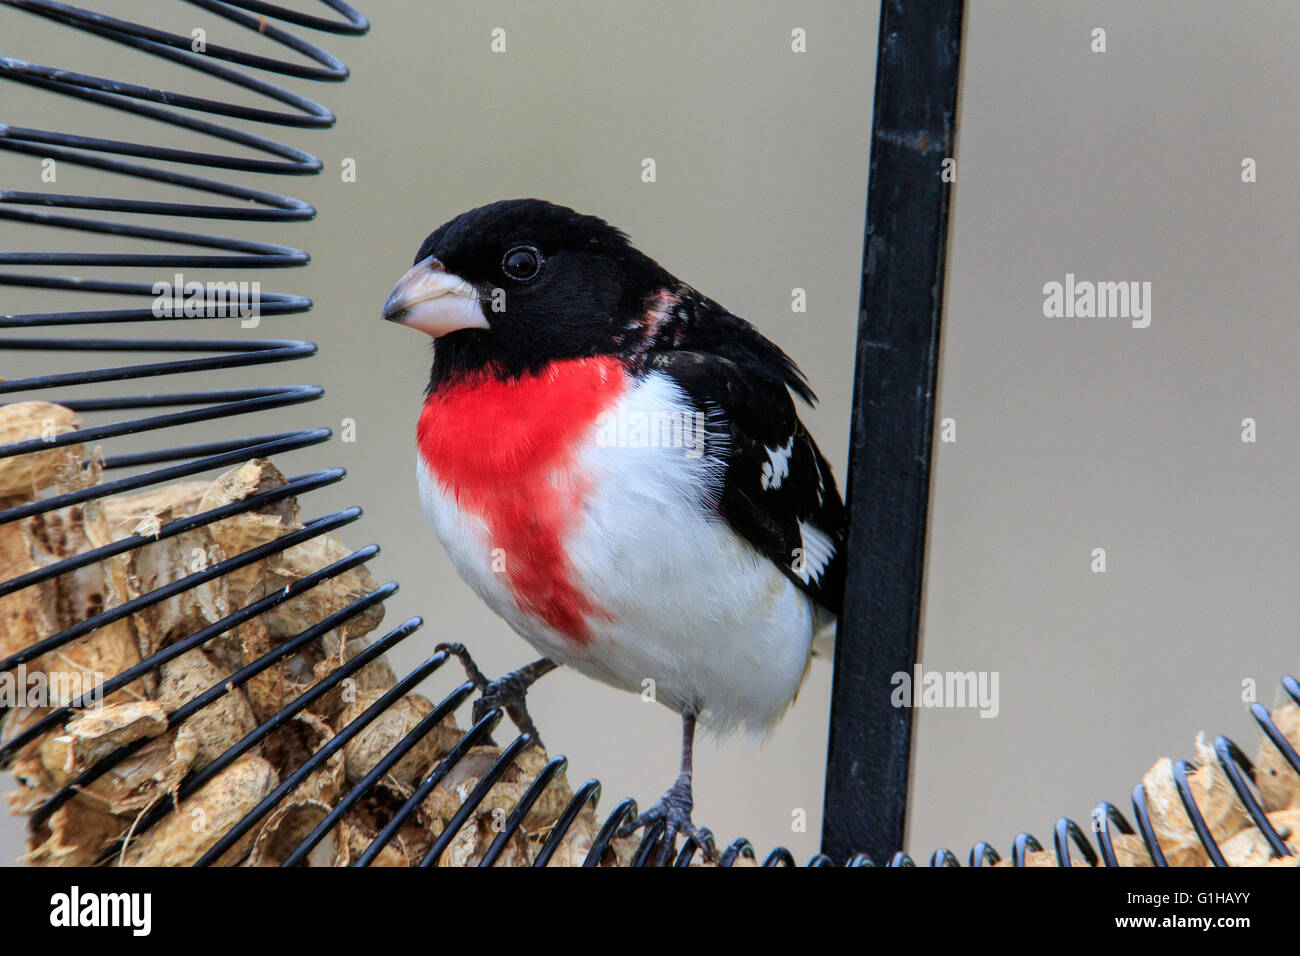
[
  {"x1": 795, "y1": 521, "x2": 835, "y2": 584},
  {"x1": 760, "y1": 436, "x2": 794, "y2": 490}
]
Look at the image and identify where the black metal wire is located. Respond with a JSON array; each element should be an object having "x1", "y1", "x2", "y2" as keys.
[
  {"x1": 823, "y1": 0, "x2": 965, "y2": 865},
  {"x1": 2, "y1": 0, "x2": 1296, "y2": 870}
]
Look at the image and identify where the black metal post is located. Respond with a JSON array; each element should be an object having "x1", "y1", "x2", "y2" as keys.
[{"x1": 821, "y1": 0, "x2": 965, "y2": 864}]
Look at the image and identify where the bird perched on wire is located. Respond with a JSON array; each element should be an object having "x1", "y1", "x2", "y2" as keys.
[{"x1": 381, "y1": 199, "x2": 845, "y2": 856}]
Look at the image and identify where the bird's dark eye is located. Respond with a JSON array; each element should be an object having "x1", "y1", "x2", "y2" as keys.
[{"x1": 501, "y1": 245, "x2": 542, "y2": 281}]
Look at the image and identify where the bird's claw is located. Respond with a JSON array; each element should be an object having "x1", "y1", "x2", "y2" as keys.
[
  {"x1": 436, "y1": 642, "x2": 490, "y2": 689},
  {"x1": 620, "y1": 774, "x2": 717, "y2": 863},
  {"x1": 471, "y1": 671, "x2": 544, "y2": 745},
  {"x1": 436, "y1": 642, "x2": 545, "y2": 748}
]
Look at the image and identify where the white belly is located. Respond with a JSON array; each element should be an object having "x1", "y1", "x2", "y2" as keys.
[{"x1": 417, "y1": 371, "x2": 819, "y2": 736}]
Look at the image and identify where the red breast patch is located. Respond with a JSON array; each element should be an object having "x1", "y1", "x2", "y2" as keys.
[{"x1": 417, "y1": 357, "x2": 626, "y2": 643}]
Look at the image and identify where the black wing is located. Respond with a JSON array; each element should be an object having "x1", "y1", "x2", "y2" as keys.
[{"x1": 645, "y1": 292, "x2": 847, "y2": 617}]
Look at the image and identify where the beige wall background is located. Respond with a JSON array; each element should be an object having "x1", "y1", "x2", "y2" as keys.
[{"x1": 1, "y1": 1, "x2": 1295, "y2": 865}]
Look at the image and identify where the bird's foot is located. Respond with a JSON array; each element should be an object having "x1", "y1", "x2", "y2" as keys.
[
  {"x1": 620, "y1": 773, "x2": 717, "y2": 863},
  {"x1": 436, "y1": 642, "x2": 548, "y2": 747},
  {"x1": 471, "y1": 668, "x2": 545, "y2": 746}
]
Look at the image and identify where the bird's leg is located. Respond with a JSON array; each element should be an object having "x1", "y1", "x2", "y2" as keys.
[
  {"x1": 436, "y1": 642, "x2": 556, "y2": 747},
  {"x1": 620, "y1": 711, "x2": 716, "y2": 862}
]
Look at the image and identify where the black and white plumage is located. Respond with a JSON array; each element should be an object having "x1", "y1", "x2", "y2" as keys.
[
  {"x1": 641, "y1": 287, "x2": 846, "y2": 620},
  {"x1": 382, "y1": 199, "x2": 846, "y2": 846}
]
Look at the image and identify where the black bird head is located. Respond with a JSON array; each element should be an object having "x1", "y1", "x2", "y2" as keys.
[{"x1": 382, "y1": 199, "x2": 676, "y2": 383}]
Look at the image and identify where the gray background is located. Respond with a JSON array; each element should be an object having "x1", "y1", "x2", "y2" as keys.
[{"x1": 1, "y1": 1, "x2": 1295, "y2": 864}]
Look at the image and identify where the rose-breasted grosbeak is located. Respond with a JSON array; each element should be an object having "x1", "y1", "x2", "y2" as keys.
[{"x1": 381, "y1": 199, "x2": 845, "y2": 855}]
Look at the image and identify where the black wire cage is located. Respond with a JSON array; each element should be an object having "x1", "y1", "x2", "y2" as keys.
[{"x1": 1, "y1": 0, "x2": 1296, "y2": 869}]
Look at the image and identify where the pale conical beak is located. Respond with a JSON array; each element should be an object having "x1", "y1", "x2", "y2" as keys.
[{"x1": 381, "y1": 255, "x2": 488, "y2": 338}]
